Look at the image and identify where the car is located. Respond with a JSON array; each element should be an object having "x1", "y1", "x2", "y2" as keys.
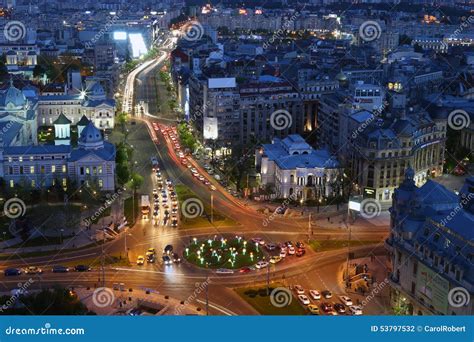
[
  {"x1": 162, "y1": 255, "x2": 172, "y2": 265},
  {"x1": 153, "y1": 209, "x2": 159, "y2": 218},
  {"x1": 308, "y1": 304, "x2": 320, "y2": 315},
  {"x1": 320, "y1": 302, "x2": 333, "y2": 313},
  {"x1": 288, "y1": 246, "x2": 296, "y2": 255},
  {"x1": 339, "y1": 295, "x2": 353, "y2": 306},
  {"x1": 146, "y1": 254, "x2": 156, "y2": 263},
  {"x1": 285, "y1": 241, "x2": 294, "y2": 247},
  {"x1": 269, "y1": 256, "x2": 281, "y2": 264},
  {"x1": 209, "y1": 185, "x2": 216, "y2": 191},
  {"x1": 172, "y1": 253, "x2": 181, "y2": 263},
  {"x1": 239, "y1": 267, "x2": 251, "y2": 273},
  {"x1": 163, "y1": 244, "x2": 173, "y2": 254},
  {"x1": 255, "y1": 261, "x2": 269, "y2": 269},
  {"x1": 146, "y1": 248, "x2": 156, "y2": 256},
  {"x1": 279, "y1": 250, "x2": 287, "y2": 258},
  {"x1": 152, "y1": 188, "x2": 157, "y2": 195},
  {"x1": 294, "y1": 285, "x2": 305, "y2": 294},
  {"x1": 334, "y1": 303, "x2": 346, "y2": 314},
  {"x1": 4, "y1": 268, "x2": 21, "y2": 276},
  {"x1": 216, "y1": 268, "x2": 234, "y2": 274},
  {"x1": 74, "y1": 265, "x2": 91, "y2": 272},
  {"x1": 136, "y1": 256, "x2": 145, "y2": 265},
  {"x1": 309, "y1": 290, "x2": 321, "y2": 300},
  {"x1": 265, "y1": 243, "x2": 277, "y2": 251},
  {"x1": 298, "y1": 294, "x2": 310, "y2": 305},
  {"x1": 171, "y1": 218, "x2": 178, "y2": 227},
  {"x1": 296, "y1": 241, "x2": 305, "y2": 249},
  {"x1": 171, "y1": 207, "x2": 178, "y2": 214},
  {"x1": 322, "y1": 290, "x2": 332, "y2": 299},
  {"x1": 349, "y1": 305, "x2": 363, "y2": 315},
  {"x1": 24, "y1": 266, "x2": 42, "y2": 274},
  {"x1": 52, "y1": 265, "x2": 69, "y2": 273},
  {"x1": 296, "y1": 248, "x2": 306, "y2": 257}
]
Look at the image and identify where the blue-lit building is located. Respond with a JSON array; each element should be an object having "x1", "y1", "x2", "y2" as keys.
[
  {"x1": 256, "y1": 134, "x2": 342, "y2": 200},
  {"x1": 386, "y1": 168, "x2": 473, "y2": 315}
]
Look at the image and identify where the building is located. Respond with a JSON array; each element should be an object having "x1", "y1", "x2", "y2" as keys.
[
  {"x1": 386, "y1": 169, "x2": 473, "y2": 315},
  {"x1": 0, "y1": 118, "x2": 116, "y2": 191},
  {"x1": 256, "y1": 134, "x2": 342, "y2": 201}
]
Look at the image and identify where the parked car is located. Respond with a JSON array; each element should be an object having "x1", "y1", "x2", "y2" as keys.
[
  {"x1": 74, "y1": 265, "x2": 91, "y2": 272},
  {"x1": 269, "y1": 256, "x2": 281, "y2": 264},
  {"x1": 255, "y1": 261, "x2": 269, "y2": 269},
  {"x1": 307, "y1": 304, "x2": 320, "y2": 315},
  {"x1": 298, "y1": 294, "x2": 310, "y2": 305},
  {"x1": 24, "y1": 266, "x2": 42, "y2": 274},
  {"x1": 52, "y1": 265, "x2": 69, "y2": 273},
  {"x1": 309, "y1": 290, "x2": 321, "y2": 300},
  {"x1": 216, "y1": 268, "x2": 234, "y2": 274},
  {"x1": 322, "y1": 290, "x2": 333, "y2": 299},
  {"x1": 296, "y1": 248, "x2": 306, "y2": 257},
  {"x1": 349, "y1": 305, "x2": 363, "y2": 315},
  {"x1": 265, "y1": 243, "x2": 277, "y2": 251},
  {"x1": 334, "y1": 303, "x2": 346, "y2": 314},
  {"x1": 320, "y1": 302, "x2": 333, "y2": 313},
  {"x1": 339, "y1": 295, "x2": 353, "y2": 306},
  {"x1": 4, "y1": 268, "x2": 21, "y2": 276},
  {"x1": 288, "y1": 246, "x2": 296, "y2": 255},
  {"x1": 294, "y1": 285, "x2": 305, "y2": 294},
  {"x1": 239, "y1": 267, "x2": 251, "y2": 274}
]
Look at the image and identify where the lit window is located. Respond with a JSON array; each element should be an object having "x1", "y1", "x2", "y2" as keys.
[
  {"x1": 98, "y1": 179, "x2": 103, "y2": 188},
  {"x1": 30, "y1": 166, "x2": 35, "y2": 174},
  {"x1": 51, "y1": 165, "x2": 56, "y2": 173},
  {"x1": 9, "y1": 180, "x2": 14, "y2": 188},
  {"x1": 31, "y1": 180, "x2": 35, "y2": 187},
  {"x1": 62, "y1": 165, "x2": 67, "y2": 173},
  {"x1": 19, "y1": 156, "x2": 23, "y2": 162},
  {"x1": 30, "y1": 156, "x2": 33, "y2": 161},
  {"x1": 8, "y1": 157, "x2": 12, "y2": 162},
  {"x1": 62, "y1": 178, "x2": 67, "y2": 187},
  {"x1": 98, "y1": 166, "x2": 103, "y2": 174},
  {"x1": 86, "y1": 167, "x2": 90, "y2": 174}
]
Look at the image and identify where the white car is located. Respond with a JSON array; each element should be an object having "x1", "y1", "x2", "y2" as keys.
[
  {"x1": 309, "y1": 290, "x2": 321, "y2": 300},
  {"x1": 298, "y1": 294, "x2": 310, "y2": 305},
  {"x1": 349, "y1": 305, "x2": 363, "y2": 315},
  {"x1": 251, "y1": 237, "x2": 265, "y2": 245},
  {"x1": 294, "y1": 285, "x2": 304, "y2": 294},
  {"x1": 288, "y1": 246, "x2": 295, "y2": 255},
  {"x1": 279, "y1": 250, "x2": 287, "y2": 258},
  {"x1": 339, "y1": 295, "x2": 353, "y2": 306},
  {"x1": 255, "y1": 261, "x2": 269, "y2": 269}
]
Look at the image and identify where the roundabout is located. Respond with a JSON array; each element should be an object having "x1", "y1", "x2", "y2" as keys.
[{"x1": 183, "y1": 236, "x2": 265, "y2": 269}]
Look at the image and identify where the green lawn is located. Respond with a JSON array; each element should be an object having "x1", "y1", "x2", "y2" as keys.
[
  {"x1": 235, "y1": 285, "x2": 307, "y2": 315},
  {"x1": 184, "y1": 237, "x2": 264, "y2": 269},
  {"x1": 63, "y1": 253, "x2": 130, "y2": 268},
  {"x1": 308, "y1": 240, "x2": 380, "y2": 252},
  {"x1": 9, "y1": 235, "x2": 73, "y2": 248}
]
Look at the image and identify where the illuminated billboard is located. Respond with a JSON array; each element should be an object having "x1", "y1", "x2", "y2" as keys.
[{"x1": 203, "y1": 117, "x2": 218, "y2": 140}]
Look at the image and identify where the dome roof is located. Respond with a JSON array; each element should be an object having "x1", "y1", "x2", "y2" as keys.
[
  {"x1": 54, "y1": 113, "x2": 72, "y2": 125},
  {"x1": 80, "y1": 121, "x2": 102, "y2": 144},
  {"x1": 89, "y1": 82, "x2": 105, "y2": 96},
  {"x1": 2, "y1": 81, "x2": 27, "y2": 108},
  {"x1": 335, "y1": 70, "x2": 348, "y2": 82}
]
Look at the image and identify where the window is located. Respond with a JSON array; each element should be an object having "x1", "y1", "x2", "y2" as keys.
[
  {"x1": 19, "y1": 156, "x2": 22, "y2": 162},
  {"x1": 98, "y1": 179, "x2": 103, "y2": 188},
  {"x1": 62, "y1": 178, "x2": 67, "y2": 187},
  {"x1": 31, "y1": 180, "x2": 35, "y2": 187},
  {"x1": 62, "y1": 165, "x2": 67, "y2": 173},
  {"x1": 30, "y1": 166, "x2": 35, "y2": 174},
  {"x1": 51, "y1": 165, "x2": 56, "y2": 173}
]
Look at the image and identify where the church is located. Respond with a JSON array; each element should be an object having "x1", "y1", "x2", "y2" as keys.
[{"x1": 0, "y1": 81, "x2": 116, "y2": 192}]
